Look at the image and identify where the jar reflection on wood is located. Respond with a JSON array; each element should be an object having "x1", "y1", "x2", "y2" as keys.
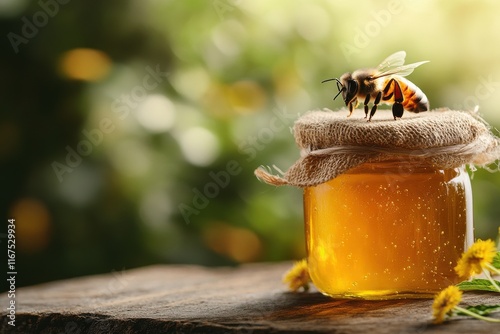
[{"x1": 304, "y1": 159, "x2": 473, "y2": 299}]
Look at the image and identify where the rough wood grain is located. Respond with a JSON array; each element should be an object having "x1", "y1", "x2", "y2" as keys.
[{"x1": 1, "y1": 263, "x2": 499, "y2": 333}]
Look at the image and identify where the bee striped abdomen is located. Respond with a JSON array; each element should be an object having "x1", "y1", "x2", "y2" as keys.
[{"x1": 399, "y1": 77, "x2": 429, "y2": 112}]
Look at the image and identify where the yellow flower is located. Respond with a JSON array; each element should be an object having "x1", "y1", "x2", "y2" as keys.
[
  {"x1": 454, "y1": 239, "x2": 497, "y2": 279},
  {"x1": 283, "y1": 259, "x2": 310, "y2": 292},
  {"x1": 432, "y1": 286, "x2": 462, "y2": 324}
]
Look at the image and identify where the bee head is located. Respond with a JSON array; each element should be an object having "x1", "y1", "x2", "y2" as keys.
[{"x1": 321, "y1": 73, "x2": 358, "y2": 106}]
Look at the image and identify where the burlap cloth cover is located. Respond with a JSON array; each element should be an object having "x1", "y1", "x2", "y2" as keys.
[{"x1": 254, "y1": 108, "x2": 500, "y2": 187}]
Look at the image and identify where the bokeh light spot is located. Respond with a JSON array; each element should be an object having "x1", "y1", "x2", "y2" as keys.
[
  {"x1": 59, "y1": 48, "x2": 112, "y2": 81},
  {"x1": 203, "y1": 222, "x2": 262, "y2": 263},
  {"x1": 171, "y1": 67, "x2": 210, "y2": 101},
  {"x1": 178, "y1": 127, "x2": 220, "y2": 166},
  {"x1": 136, "y1": 94, "x2": 176, "y2": 133},
  {"x1": 9, "y1": 198, "x2": 52, "y2": 254},
  {"x1": 228, "y1": 80, "x2": 267, "y2": 114}
]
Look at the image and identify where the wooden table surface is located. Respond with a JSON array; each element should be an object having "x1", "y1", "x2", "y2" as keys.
[{"x1": 1, "y1": 262, "x2": 499, "y2": 333}]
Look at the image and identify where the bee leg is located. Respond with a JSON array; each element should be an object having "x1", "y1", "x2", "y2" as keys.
[
  {"x1": 368, "y1": 91, "x2": 382, "y2": 122},
  {"x1": 347, "y1": 101, "x2": 355, "y2": 117},
  {"x1": 363, "y1": 95, "x2": 370, "y2": 119},
  {"x1": 347, "y1": 101, "x2": 358, "y2": 117},
  {"x1": 392, "y1": 103, "x2": 404, "y2": 120},
  {"x1": 390, "y1": 79, "x2": 404, "y2": 120}
]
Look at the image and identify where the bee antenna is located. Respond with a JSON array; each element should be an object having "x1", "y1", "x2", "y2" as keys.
[
  {"x1": 322, "y1": 78, "x2": 345, "y2": 101},
  {"x1": 333, "y1": 89, "x2": 343, "y2": 101},
  {"x1": 321, "y1": 78, "x2": 341, "y2": 84}
]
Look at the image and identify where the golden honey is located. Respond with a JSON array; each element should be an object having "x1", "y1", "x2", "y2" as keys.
[{"x1": 304, "y1": 159, "x2": 473, "y2": 299}]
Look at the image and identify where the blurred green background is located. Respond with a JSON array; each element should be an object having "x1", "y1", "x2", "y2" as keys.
[{"x1": 1, "y1": 0, "x2": 499, "y2": 288}]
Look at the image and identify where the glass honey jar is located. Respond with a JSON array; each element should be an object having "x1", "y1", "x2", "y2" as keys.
[
  {"x1": 255, "y1": 109, "x2": 499, "y2": 300},
  {"x1": 304, "y1": 158, "x2": 473, "y2": 299}
]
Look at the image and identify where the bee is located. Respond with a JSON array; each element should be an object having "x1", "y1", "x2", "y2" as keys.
[{"x1": 322, "y1": 51, "x2": 429, "y2": 121}]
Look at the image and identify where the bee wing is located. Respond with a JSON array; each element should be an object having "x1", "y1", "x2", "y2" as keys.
[
  {"x1": 372, "y1": 60, "x2": 429, "y2": 79},
  {"x1": 376, "y1": 51, "x2": 406, "y2": 73}
]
